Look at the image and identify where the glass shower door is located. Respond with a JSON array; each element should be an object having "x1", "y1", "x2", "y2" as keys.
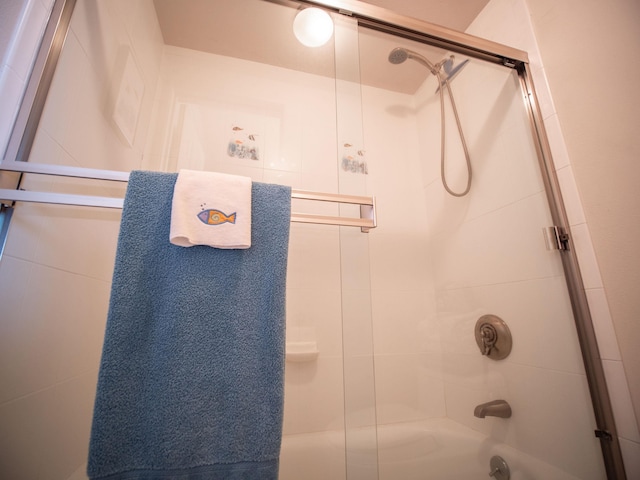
[
  {"x1": 356, "y1": 24, "x2": 607, "y2": 479},
  {"x1": 281, "y1": 8, "x2": 381, "y2": 480}
]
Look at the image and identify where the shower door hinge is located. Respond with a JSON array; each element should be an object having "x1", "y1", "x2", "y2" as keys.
[
  {"x1": 595, "y1": 429, "x2": 613, "y2": 441},
  {"x1": 543, "y1": 226, "x2": 570, "y2": 251}
]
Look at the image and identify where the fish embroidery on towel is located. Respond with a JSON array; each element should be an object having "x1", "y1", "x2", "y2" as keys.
[{"x1": 197, "y1": 209, "x2": 236, "y2": 225}]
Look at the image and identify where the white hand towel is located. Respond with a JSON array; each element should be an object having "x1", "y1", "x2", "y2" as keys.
[{"x1": 170, "y1": 170, "x2": 252, "y2": 249}]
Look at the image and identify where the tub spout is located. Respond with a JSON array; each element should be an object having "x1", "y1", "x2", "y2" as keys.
[{"x1": 474, "y1": 399, "x2": 512, "y2": 418}]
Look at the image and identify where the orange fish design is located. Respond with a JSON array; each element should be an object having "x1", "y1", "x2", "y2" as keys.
[{"x1": 197, "y1": 209, "x2": 236, "y2": 225}]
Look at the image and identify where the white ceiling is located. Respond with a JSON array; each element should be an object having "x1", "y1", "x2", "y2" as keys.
[
  {"x1": 152, "y1": 0, "x2": 490, "y2": 94},
  {"x1": 358, "y1": 0, "x2": 490, "y2": 32}
]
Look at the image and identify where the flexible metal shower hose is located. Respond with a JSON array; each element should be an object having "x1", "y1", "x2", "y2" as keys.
[{"x1": 435, "y1": 70, "x2": 473, "y2": 197}]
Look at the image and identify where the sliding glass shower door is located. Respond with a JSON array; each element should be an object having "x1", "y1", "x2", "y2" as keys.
[{"x1": 354, "y1": 22, "x2": 608, "y2": 480}]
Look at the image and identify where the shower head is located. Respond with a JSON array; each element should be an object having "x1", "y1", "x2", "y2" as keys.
[
  {"x1": 388, "y1": 47, "x2": 409, "y2": 64},
  {"x1": 388, "y1": 47, "x2": 439, "y2": 75}
]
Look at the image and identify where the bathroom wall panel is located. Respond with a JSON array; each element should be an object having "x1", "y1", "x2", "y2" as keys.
[
  {"x1": 498, "y1": 362, "x2": 603, "y2": 479},
  {"x1": 286, "y1": 285, "x2": 343, "y2": 358},
  {"x1": 1, "y1": 202, "x2": 45, "y2": 263},
  {"x1": 601, "y1": 360, "x2": 640, "y2": 443},
  {"x1": 36, "y1": 206, "x2": 119, "y2": 280},
  {"x1": 283, "y1": 356, "x2": 346, "y2": 435},
  {"x1": 431, "y1": 192, "x2": 563, "y2": 289},
  {"x1": 416, "y1": 71, "x2": 544, "y2": 227},
  {"x1": 444, "y1": 356, "x2": 600, "y2": 478},
  {"x1": 443, "y1": 360, "x2": 605, "y2": 479},
  {"x1": 0, "y1": 258, "x2": 109, "y2": 404},
  {"x1": 286, "y1": 226, "x2": 341, "y2": 291},
  {"x1": 280, "y1": 430, "x2": 346, "y2": 480},
  {"x1": 371, "y1": 289, "x2": 440, "y2": 356},
  {"x1": 436, "y1": 277, "x2": 585, "y2": 373},
  {"x1": 584, "y1": 288, "x2": 622, "y2": 362},
  {"x1": 0, "y1": 380, "x2": 58, "y2": 479},
  {"x1": 26, "y1": 264, "x2": 109, "y2": 382},
  {"x1": 0, "y1": 371, "x2": 97, "y2": 480},
  {"x1": 368, "y1": 232, "x2": 432, "y2": 292},
  {"x1": 146, "y1": 47, "x2": 339, "y2": 187},
  {"x1": 0, "y1": 257, "x2": 41, "y2": 404},
  {"x1": 374, "y1": 352, "x2": 446, "y2": 425}
]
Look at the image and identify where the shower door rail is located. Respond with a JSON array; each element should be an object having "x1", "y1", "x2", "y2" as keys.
[{"x1": 0, "y1": 161, "x2": 377, "y2": 231}]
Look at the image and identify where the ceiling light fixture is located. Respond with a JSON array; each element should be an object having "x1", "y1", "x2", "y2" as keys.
[{"x1": 293, "y1": 7, "x2": 334, "y2": 48}]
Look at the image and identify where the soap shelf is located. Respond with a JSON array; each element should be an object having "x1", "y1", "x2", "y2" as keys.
[{"x1": 285, "y1": 341, "x2": 319, "y2": 363}]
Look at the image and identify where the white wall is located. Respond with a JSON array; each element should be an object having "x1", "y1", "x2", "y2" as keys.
[
  {"x1": 0, "y1": 1, "x2": 163, "y2": 478},
  {"x1": 361, "y1": 85, "x2": 444, "y2": 425}
]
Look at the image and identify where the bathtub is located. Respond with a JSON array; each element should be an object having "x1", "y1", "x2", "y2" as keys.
[{"x1": 279, "y1": 418, "x2": 587, "y2": 480}]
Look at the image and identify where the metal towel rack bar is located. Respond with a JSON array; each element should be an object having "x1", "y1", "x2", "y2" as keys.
[{"x1": 0, "y1": 162, "x2": 377, "y2": 232}]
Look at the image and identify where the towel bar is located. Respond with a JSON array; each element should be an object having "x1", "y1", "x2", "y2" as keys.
[{"x1": 0, "y1": 162, "x2": 377, "y2": 231}]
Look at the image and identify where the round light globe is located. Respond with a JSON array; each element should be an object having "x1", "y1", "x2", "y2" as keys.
[{"x1": 293, "y1": 8, "x2": 334, "y2": 47}]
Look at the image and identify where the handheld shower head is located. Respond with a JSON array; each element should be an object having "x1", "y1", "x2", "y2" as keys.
[
  {"x1": 388, "y1": 47, "x2": 409, "y2": 64},
  {"x1": 388, "y1": 47, "x2": 439, "y2": 75},
  {"x1": 387, "y1": 47, "x2": 473, "y2": 197}
]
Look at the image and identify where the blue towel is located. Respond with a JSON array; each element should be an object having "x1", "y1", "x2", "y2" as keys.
[{"x1": 88, "y1": 171, "x2": 291, "y2": 480}]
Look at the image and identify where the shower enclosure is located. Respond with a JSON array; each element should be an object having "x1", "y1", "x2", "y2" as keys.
[{"x1": 0, "y1": 0, "x2": 625, "y2": 478}]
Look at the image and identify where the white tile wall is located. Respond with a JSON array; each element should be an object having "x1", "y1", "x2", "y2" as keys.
[
  {"x1": 360, "y1": 84, "x2": 444, "y2": 425},
  {"x1": 570, "y1": 223, "x2": 605, "y2": 290},
  {"x1": 619, "y1": 437, "x2": 640, "y2": 480},
  {"x1": 0, "y1": 372, "x2": 98, "y2": 479},
  {"x1": 602, "y1": 360, "x2": 640, "y2": 444},
  {"x1": 280, "y1": 430, "x2": 346, "y2": 480},
  {"x1": 584, "y1": 288, "x2": 622, "y2": 361},
  {"x1": 437, "y1": 276, "x2": 585, "y2": 373},
  {"x1": 556, "y1": 164, "x2": 587, "y2": 225}
]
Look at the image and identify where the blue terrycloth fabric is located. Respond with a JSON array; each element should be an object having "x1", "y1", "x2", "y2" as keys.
[{"x1": 88, "y1": 171, "x2": 291, "y2": 480}]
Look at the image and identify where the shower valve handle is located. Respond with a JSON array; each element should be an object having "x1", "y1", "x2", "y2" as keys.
[{"x1": 480, "y1": 324, "x2": 497, "y2": 355}]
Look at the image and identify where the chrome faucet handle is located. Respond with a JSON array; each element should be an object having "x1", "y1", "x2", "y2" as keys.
[
  {"x1": 480, "y1": 323, "x2": 497, "y2": 355},
  {"x1": 475, "y1": 315, "x2": 512, "y2": 360}
]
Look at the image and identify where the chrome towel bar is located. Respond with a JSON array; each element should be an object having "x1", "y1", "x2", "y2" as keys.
[{"x1": 0, "y1": 162, "x2": 376, "y2": 232}]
